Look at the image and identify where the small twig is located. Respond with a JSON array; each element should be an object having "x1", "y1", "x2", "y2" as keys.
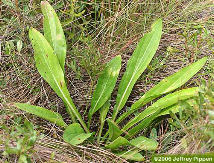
[{"x1": 15, "y1": 0, "x2": 19, "y2": 10}]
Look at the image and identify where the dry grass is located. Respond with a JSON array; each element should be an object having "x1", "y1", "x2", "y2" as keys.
[{"x1": 0, "y1": 128, "x2": 127, "y2": 162}]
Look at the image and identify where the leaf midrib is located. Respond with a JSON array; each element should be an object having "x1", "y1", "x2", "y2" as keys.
[
  {"x1": 132, "y1": 58, "x2": 205, "y2": 110},
  {"x1": 114, "y1": 31, "x2": 158, "y2": 117},
  {"x1": 91, "y1": 73, "x2": 111, "y2": 116},
  {"x1": 43, "y1": 4, "x2": 57, "y2": 52},
  {"x1": 34, "y1": 31, "x2": 83, "y2": 127}
]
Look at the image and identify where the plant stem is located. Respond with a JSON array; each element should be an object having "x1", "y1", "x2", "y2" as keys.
[
  {"x1": 97, "y1": 121, "x2": 104, "y2": 143},
  {"x1": 64, "y1": 103, "x2": 76, "y2": 123},
  {"x1": 66, "y1": 101, "x2": 89, "y2": 133},
  {"x1": 102, "y1": 130, "x2": 109, "y2": 142}
]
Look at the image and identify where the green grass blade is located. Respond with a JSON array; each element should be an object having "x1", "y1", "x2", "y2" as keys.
[
  {"x1": 29, "y1": 28, "x2": 88, "y2": 132},
  {"x1": 15, "y1": 103, "x2": 67, "y2": 127},
  {"x1": 112, "y1": 19, "x2": 162, "y2": 120},
  {"x1": 41, "y1": 1, "x2": 66, "y2": 71},
  {"x1": 123, "y1": 87, "x2": 199, "y2": 132},
  {"x1": 116, "y1": 57, "x2": 207, "y2": 123},
  {"x1": 88, "y1": 56, "x2": 121, "y2": 123}
]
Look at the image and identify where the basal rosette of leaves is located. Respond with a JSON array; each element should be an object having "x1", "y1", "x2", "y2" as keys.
[{"x1": 12, "y1": 1, "x2": 207, "y2": 161}]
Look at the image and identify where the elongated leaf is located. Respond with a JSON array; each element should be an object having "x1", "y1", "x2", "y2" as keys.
[
  {"x1": 41, "y1": 1, "x2": 66, "y2": 70},
  {"x1": 29, "y1": 28, "x2": 88, "y2": 132},
  {"x1": 125, "y1": 101, "x2": 197, "y2": 138},
  {"x1": 89, "y1": 56, "x2": 121, "y2": 122},
  {"x1": 125, "y1": 105, "x2": 173, "y2": 139},
  {"x1": 116, "y1": 57, "x2": 207, "y2": 123},
  {"x1": 158, "y1": 98, "x2": 198, "y2": 116},
  {"x1": 100, "y1": 100, "x2": 111, "y2": 124},
  {"x1": 158, "y1": 104, "x2": 179, "y2": 117},
  {"x1": 107, "y1": 119, "x2": 123, "y2": 141},
  {"x1": 123, "y1": 87, "x2": 199, "y2": 131},
  {"x1": 126, "y1": 103, "x2": 188, "y2": 138},
  {"x1": 132, "y1": 58, "x2": 207, "y2": 112},
  {"x1": 97, "y1": 100, "x2": 111, "y2": 143},
  {"x1": 105, "y1": 136, "x2": 129, "y2": 150},
  {"x1": 116, "y1": 150, "x2": 145, "y2": 162},
  {"x1": 130, "y1": 136, "x2": 158, "y2": 150},
  {"x1": 125, "y1": 109, "x2": 163, "y2": 138},
  {"x1": 63, "y1": 123, "x2": 91, "y2": 145},
  {"x1": 112, "y1": 19, "x2": 162, "y2": 120},
  {"x1": 126, "y1": 89, "x2": 199, "y2": 138},
  {"x1": 15, "y1": 103, "x2": 67, "y2": 127},
  {"x1": 106, "y1": 135, "x2": 158, "y2": 151}
]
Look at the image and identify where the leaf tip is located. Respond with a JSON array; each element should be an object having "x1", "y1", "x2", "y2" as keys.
[
  {"x1": 201, "y1": 56, "x2": 208, "y2": 62},
  {"x1": 116, "y1": 55, "x2": 122, "y2": 60},
  {"x1": 151, "y1": 18, "x2": 162, "y2": 30},
  {"x1": 7, "y1": 102, "x2": 16, "y2": 108},
  {"x1": 41, "y1": 1, "x2": 48, "y2": 6},
  {"x1": 29, "y1": 27, "x2": 37, "y2": 35}
]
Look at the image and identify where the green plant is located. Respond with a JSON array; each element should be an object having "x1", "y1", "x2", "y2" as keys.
[
  {"x1": 12, "y1": 1, "x2": 207, "y2": 161},
  {"x1": 180, "y1": 23, "x2": 213, "y2": 62},
  {"x1": 1, "y1": 119, "x2": 38, "y2": 162},
  {"x1": 163, "y1": 80, "x2": 214, "y2": 154}
]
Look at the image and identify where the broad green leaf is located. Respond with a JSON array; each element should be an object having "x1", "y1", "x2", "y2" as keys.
[
  {"x1": 131, "y1": 57, "x2": 207, "y2": 113},
  {"x1": 116, "y1": 150, "x2": 145, "y2": 162},
  {"x1": 123, "y1": 87, "x2": 199, "y2": 132},
  {"x1": 41, "y1": 1, "x2": 66, "y2": 70},
  {"x1": 88, "y1": 56, "x2": 121, "y2": 122},
  {"x1": 116, "y1": 57, "x2": 207, "y2": 124},
  {"x1": 158, "y1": 98, "x2": 198, "y2": 116},
  {"x1": 105, "y1": 135, "x2": 158, "y2": 151},
  {"x1": 112, "y1": 19, "x2": 162, "y2": 120},
  {"x1": 107, "y1": 119, "x2": 123, "y2": 141},
  {"x1": 130, "y1": 136, "x2": 158, "y2": 150},
  {"x1": 105, "y1": 136, "x2": 129, "y2": 150},
  {"x1": 68, "y1": 133, "x2": 92, "y2": 145},
  {"x1": 63, "y1": 123, "x2": 91, "y2": 145},
  {"x1": 29, "y1": 28, "x2": 88, "y2": 132},
  {"x1": 15, "y1": 103, "x2": 67, "y2": 127}
]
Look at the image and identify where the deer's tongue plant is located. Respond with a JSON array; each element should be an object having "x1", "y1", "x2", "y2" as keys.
[
  {"x1": 13, "y1": 1, "x2": 207, "y2": 161},
  {"x1": 112, "y1": 19, "x2": 162, "y2": 121}
]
